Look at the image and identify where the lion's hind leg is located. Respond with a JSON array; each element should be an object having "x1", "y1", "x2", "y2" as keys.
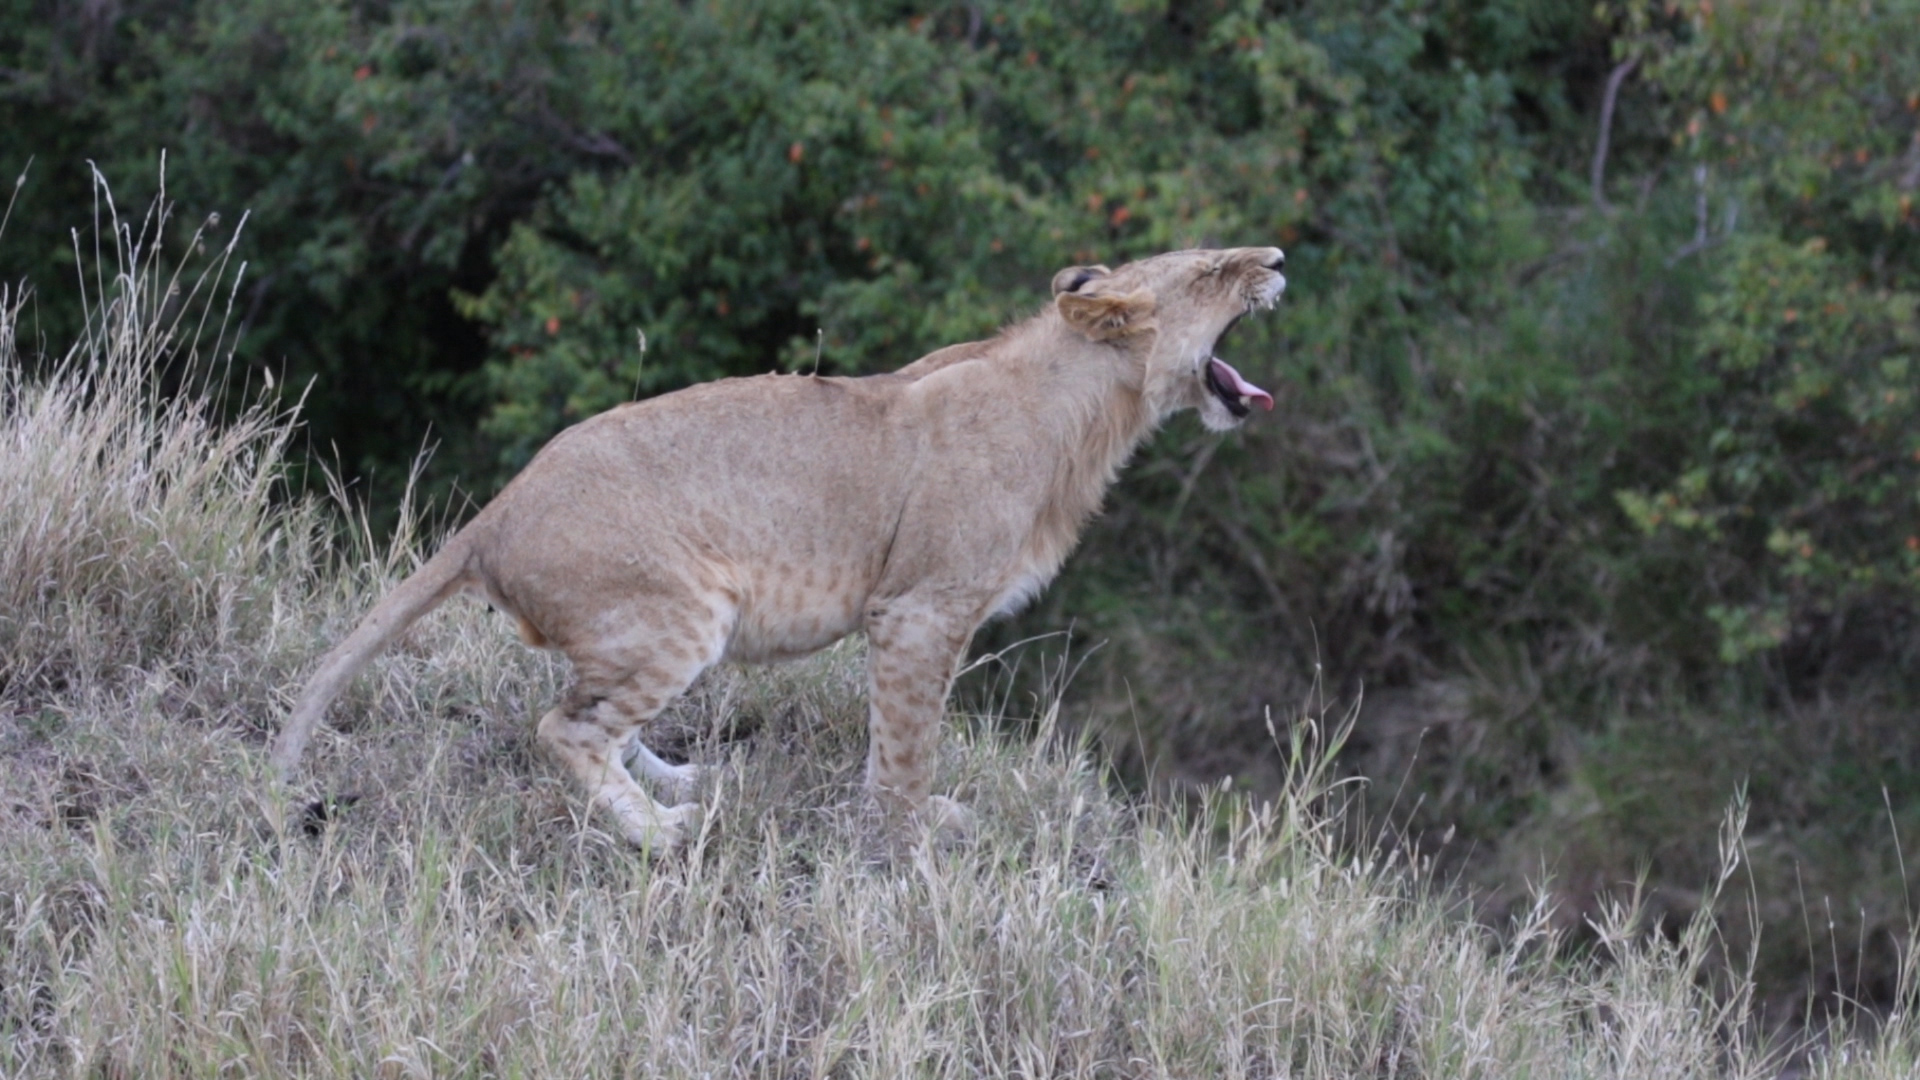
[
  {"x1": 539, "y1": 700, "x2": 702, "y2": 851},
  {"x1": 538, "y1": 611, "x2": 727, "y2": 851}
]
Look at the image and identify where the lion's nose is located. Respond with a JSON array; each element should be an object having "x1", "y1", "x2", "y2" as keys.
[{"x1": 1261, "y1": 249, "x2": 1286, "y2": 271}]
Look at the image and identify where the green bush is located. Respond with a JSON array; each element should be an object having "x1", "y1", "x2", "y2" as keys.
[{"x1": 1620, "y1": 0, "x2": 1920, "y2": 671}]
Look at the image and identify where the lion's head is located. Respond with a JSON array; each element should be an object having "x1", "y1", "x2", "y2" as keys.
[{"x1": 1051, "y1": 246, "x2": 1285, "y2": 431}]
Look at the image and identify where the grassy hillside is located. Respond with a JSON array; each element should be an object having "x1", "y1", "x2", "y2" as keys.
[{"x1": 3, "y1": 179, "x2": 1919, "y2": 1080}]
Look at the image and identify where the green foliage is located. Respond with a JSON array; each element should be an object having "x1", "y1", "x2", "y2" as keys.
[
  {"x1": 1621, "y1": 233, "x2": 1920, "y2": 662},
  {"x1": 1610, "y1": 0, "x2": 1920, "y2": 667},
  {"x1": 5, "y1": 0, "x2": 635, "y2": 496}
]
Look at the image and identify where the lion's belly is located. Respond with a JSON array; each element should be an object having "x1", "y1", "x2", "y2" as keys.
[{"x1": 724, "y1": 573, "x2": 868, "y2": 664}]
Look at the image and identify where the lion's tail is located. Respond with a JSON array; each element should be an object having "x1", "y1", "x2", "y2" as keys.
[{"x1": 271, "y1": 537, "x2": 476, "y2": 780}]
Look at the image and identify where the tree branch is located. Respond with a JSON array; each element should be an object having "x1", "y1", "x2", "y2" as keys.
[
  {"x1": 1591, "y1": 56, "x2": 1640, "y2": 212},
  {"x1": 1667, "y1": 165, "x2": 1713, "y2": 265}
]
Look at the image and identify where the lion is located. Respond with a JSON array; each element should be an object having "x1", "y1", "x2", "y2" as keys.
[{"x1": 272, "y1": 246, "x2": 1285, "y2": 849}]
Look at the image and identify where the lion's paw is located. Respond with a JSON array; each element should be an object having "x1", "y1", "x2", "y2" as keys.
[
  {"x1": 917, "y1": 794, "x2": 975, "y2": 839},
  {"x1": 609, "y1": 797, "x2": 704, "y2": 853}
]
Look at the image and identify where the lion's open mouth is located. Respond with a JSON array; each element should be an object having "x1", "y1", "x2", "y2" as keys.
[
  {"x1": 1203, "y1": 313, "x2": 1275, "y2": 418},
  {"x1": 1206, "y1": 358, "x2": 1273, "y2": 417}
]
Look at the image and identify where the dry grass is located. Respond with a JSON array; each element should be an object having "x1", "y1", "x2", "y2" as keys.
[
  {"x1": 3, "y1": 173, "x2": 1918, "y2": 1078},
  {"x1": 0, "y1": 163, "x2": 322, "y2": 704}
]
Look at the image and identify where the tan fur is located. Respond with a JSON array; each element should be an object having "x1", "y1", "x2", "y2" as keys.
[{"x1": 272, "y1": 247, "x2": 1287, "y2": 849}]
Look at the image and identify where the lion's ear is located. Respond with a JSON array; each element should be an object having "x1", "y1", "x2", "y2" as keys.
[
  {"x1": 1057, "y1": 286, "x2": 1156, "y2": 341},
  {"x1": 1051, "y1": 264, "x2": 1112, "y2": 297}
]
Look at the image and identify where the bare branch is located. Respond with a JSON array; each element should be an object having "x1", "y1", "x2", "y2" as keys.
[
  {"x1": 1668, "y1": 165, "x2": 1713, "y2": 265},
  {"x1": 1591, "y1": 56, "x2": 1640, "y2": 212}
]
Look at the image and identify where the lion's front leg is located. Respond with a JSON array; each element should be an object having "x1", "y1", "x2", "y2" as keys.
[{"x1": 863, "y1": 602, "x2": 974, "y2": 825}]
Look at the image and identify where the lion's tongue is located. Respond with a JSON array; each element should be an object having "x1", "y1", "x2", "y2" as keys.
[{"x1": 1209, "y1": 357, "x2": 1274, "y2": 411}]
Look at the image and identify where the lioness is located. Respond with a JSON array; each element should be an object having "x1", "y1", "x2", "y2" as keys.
[{"x1": 274, "y1": 247, "x2": 1284, "y2": 849}]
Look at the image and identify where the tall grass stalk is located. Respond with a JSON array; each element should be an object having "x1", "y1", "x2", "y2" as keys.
[
  {"x1": 0, "y1": 161, "x2": 319, "y2": 699},
  {"x1": 2, "y1": 174, "x2": 1918, "y2": 1078}
]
